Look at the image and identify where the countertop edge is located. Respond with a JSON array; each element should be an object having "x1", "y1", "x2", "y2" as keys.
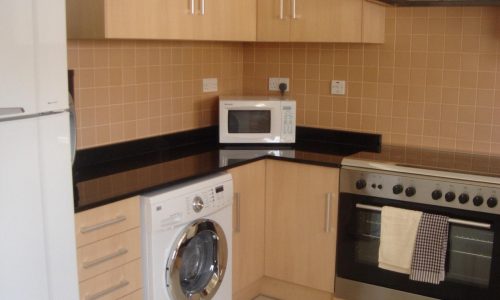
[{"x1": 74, "y1": 154, "x2": 342, "y2": 213}]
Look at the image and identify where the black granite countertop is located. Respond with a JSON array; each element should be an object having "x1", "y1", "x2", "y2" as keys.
[{"x1": 73, "y1": 126, "x2": 381, "y2": 212}]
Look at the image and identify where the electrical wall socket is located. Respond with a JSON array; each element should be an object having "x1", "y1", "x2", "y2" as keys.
[
  {"x1": 331, "y1": 80, "x2": 346, "y2": 95},
  {"x1": 203, "y1": 78, "x2": 218, "y2": 93},
  {"x1": 269, "y1": 77, "x2": 290, "y2": 92}
]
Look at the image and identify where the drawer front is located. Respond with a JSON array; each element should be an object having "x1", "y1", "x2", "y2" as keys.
[
  {"x1": 75, "y1": 197, "x2": 140, "y2": 247},
  {"x1": 79, "y1": 259, "x2": 142, "y2": 300},
  {"x1": 118, "y1": 289, "x2": 143, "y2": 300},
  {"x1": 77, "y1": 228, "x2": 141, "y2": 282}
]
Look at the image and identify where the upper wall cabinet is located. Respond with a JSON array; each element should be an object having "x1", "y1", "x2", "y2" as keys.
[
  {"x1": 257, "y1": 0, "x2": 385, "y2": 43},
  {"x1": 66, "y1": 0, "x2": 257, "y2": 41}
]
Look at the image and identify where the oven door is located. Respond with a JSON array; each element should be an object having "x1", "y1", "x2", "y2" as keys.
[{"x1": 337, "y1": 193, "x2": 500, "y2": 300}]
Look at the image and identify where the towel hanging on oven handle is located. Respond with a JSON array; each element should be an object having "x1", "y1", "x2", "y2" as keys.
[{"x1": 355, "y1": 203, "x2": 491, "y2": 230}]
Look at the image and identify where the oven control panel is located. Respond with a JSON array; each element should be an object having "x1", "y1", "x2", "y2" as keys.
[{"x1": 341, "y1": 167, "x2": 500, "y2": 215}]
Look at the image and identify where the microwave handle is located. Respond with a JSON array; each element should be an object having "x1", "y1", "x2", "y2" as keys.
[{"x1": 356, "y1": 204, "x2": 491, "y2": 230}]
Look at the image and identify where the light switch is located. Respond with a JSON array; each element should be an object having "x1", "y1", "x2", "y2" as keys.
[
  {"x1": 203, "y1": 78, "x2": 218, "y2": 93},
  {"x1": 331, "y1": 80, "x2": 346, "y2": 95}
]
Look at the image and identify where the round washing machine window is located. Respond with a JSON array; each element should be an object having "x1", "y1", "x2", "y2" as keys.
[{"x1": 166, "y1": 219, "x2": 228, "y2": 300}]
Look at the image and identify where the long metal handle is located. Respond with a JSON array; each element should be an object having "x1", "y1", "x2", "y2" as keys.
[
  {"x1": 200, "y1": 0, "x2": 205, "y2": 15},
  {"x1": 85, "y1": 280, "x2": 129, "y2": 300},
  {"x1": 325, "y1": 193, "x2": 332, "y2": 233},
  {"x1": 83, "y1": 248, "x2": 128, "y2": 269},
  {"x1": 291, "y1": 0, "x2": 296, "y2": 19},
  {"x1": 0, "y1": 107, "x2": 25, "y2": 117},
  {"x1": 355, "y1": 204, "x2": 492, "y2": 230},
  {"x1": 235, "y1": 193, "x2": 241, "y2": 233},
  {"x1": 80, "y1": 215, "x2": 127, "y2": 234},
  {"x1": 69, "y1": 94, "x2": 77, "y2": 165},
  {"x1": 190, "y1": 0, "x2": 195, "y2": 15},
  {"x1": 279, "y1": 0, "x2": 284, "y2": 20}
]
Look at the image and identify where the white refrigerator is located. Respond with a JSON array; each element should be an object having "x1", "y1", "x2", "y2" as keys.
[{"x1": 0, "y1": 0, "x2": 79, "y2": 299}]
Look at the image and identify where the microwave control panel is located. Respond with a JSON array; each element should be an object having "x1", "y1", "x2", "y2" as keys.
[{"x1": 280, "y1": 101, "x2": 296, "y2": 143}]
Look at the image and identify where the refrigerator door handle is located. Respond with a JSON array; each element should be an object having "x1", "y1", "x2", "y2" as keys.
[
  {"x1": 0, "y1": 107, "x2": 25, "y2": 117},
  {"x1": 69, "y1": 94, "x2": 77, "y2": 164}
]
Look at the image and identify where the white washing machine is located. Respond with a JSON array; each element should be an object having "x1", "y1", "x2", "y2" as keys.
[{"x1": 141, "y1": 173, "x2": 233, "y2": 300}]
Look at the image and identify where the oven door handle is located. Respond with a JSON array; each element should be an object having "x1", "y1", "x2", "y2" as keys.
[{"x1": 356, "y1": 203, "x2": 492, "y2": 230}]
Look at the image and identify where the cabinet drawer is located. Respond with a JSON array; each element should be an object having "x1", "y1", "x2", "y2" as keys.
[
  {"x1": 75, "y1": 197, "x2": 140, "y2": 247},
  {"x1": 79, "y1": 259, "x2": 142, "y2": 300},
  {"x1": 118, "y1": 289, "x2": 143, "y2": 300},
  {"x1": 77, "y1": 228, "x2": 141, "y2": 282}
]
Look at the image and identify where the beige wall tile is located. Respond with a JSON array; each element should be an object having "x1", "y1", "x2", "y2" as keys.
[
  {"x1": 71, "y1": 7, "x2": 500, "y2": 155},
  {"x1": 71, "y1": 40, "x2": 243, "y2": 149}
]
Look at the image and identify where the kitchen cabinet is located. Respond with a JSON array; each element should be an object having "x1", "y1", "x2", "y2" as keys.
[
  {"x1": 228, "y1": 161, "x2": 267, "y2": 299},
  {"x1": 265, "y1": 160, "x2": 339, "y2": 293},
  {"x1": 75, "y1": 196, "x2": 142, "y2": 299},
  {"x1": 66, "y1": 0, "x2": 256, "y2": 41},
  {"x1": 257, "y1": 0, "x2": 385, "y2": 43}
]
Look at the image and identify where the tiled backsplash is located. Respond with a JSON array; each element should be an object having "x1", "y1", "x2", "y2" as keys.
[
  {"x1": 69, "y1": 6, "x2": 500, "y2": 155},
  {"x1": 243, "y1": 6, "x2": 500, "y2": 155},
  {"x1": 68, "y1": 40, "x2": 243, "y2": 149}
]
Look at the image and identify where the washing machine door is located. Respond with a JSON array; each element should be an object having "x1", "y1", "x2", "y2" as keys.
[{"x1": 166, "y1": 219, "x2": 228, "y2": 300}]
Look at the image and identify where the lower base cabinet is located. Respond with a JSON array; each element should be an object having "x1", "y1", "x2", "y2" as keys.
[
  {"x1": 232, "y1": 159, "x2": 340, "y2": 299},
  {"x1": 75, "y1": 197, "x2": 143, "y2": 300},
  {"x1": 229, "y1": 161, "x2": 267, "y2": 298}
]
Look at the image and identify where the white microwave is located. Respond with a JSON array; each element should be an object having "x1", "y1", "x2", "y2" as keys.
[{"x1": 219, "y1": 97, "x2": 296, "y2": 144}]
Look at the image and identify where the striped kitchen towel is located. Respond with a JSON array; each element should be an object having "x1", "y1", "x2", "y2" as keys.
[{"x1": 409, "y1": 213, "x2": 449, "y2": 284}]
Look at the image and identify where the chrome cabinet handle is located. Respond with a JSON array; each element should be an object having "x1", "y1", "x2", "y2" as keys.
[
  {"x1": 200, "y1": 0, "x2": 205, "y2": 15},
  {"x1": 325, "y1": 193, "x2": 332, "y2": 233},
  {"x1": 291, "y1": 0, "x2": 297, "y2": 19},
  {"x1": 85, "y1": 280, "x2": 129, "y2": 300},
  {"x1": 279, "y1": 0, "x2": 284, "y2": 20},
  {"x1": 235, "y1": 193, "x2": 241, "y2": 233},
  {"x1": 0, "y1": 107, "x2": 25, "y2": 117},
  {"x1": 83, "y1": 248, "x2": 128, "y2": 269},
  {"x1": 80, "y1": 215, "x2": 127, "y2": 234},
  {"x1": 190, "y1": 0, "x2": 195, "y2": 15}
]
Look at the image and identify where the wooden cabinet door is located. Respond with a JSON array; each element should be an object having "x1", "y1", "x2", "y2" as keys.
[
  {"x1": 228, "y1": 161, "x2": 266, "y2": 297},
  {"x1": 105, "y1": 0, "x2": 198, "y2": 39},
  {"x1": 257, "y1": 0, "x2": 290, "y2": 42},
  {"x1": 218, "y1": 0, "x2": 257, "y2": 41},
  {"x1": 265, "y1": 160, "x2": 339, "y2": 293},
  {"x1": 290, "y1": 0, "x2": 362, "y2": 42},
  {"x1": 195, "y1": 0, "x2": 256, "y2": 41},
  {"x1": 362, "y1": 0, "x2": 385, "y2": 43}
]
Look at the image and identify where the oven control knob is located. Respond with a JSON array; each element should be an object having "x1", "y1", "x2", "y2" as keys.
[
  {"x1": 459, "y1": 193, "x2": 469, "y2": 204},
  {"x1": 487, "y1": 197, "x2": 498, "y2": 208},
  {"x1": 405, "y1": 187, "x2": 416, "y2": 197},
  {"x1": 473, "y1": 196, "x2": 484, "y2": 207},
  {"x1": 445, "y1": 192, "x2": 456, "y2": 202},
  {"x1": 431, "y1": 190, "x2": 442, "y2": 200},
  {"x1": 355, "y1": 179, "x2": 367, "y2": 190},
  {"x1": 393, "y1": 184, "x2": 404, "y2": 195}
]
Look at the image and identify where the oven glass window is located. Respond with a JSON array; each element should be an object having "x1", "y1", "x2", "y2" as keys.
[
  {"x1": 228, "y1": 110, "x2": 271, "y2": 133},
  {"x1": 447, "y1": 225, "x2": 493, "y2": 287},
  {"x1": 353, "y1": 208, "x2": 494, "y2": 288},
  {"x1": 354, "y1": 209, "x2": 381, "y2": 265}
]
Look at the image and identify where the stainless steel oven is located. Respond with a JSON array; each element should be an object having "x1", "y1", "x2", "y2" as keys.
[{"x1": 336, "y1": 163, "x2": 500, "y2": 300}]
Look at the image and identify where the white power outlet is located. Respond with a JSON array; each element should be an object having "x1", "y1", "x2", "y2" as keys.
[
  {"x1": 269, "y1": 77, "x2": 290, "y2": 92},
  {"x1": 331, "y1": 80, "x2": 346, "y2": 95},
  {"x1": 203, "y1": 78, "x2": 218, "y2": 93}
]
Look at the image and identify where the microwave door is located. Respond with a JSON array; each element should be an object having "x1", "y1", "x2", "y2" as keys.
[
  {"x1": 228, "y1": 110, "x2": 271, "y2": 133},
  {"x1": 225, "y1": 108, "x2": 282, "y2": 143}
]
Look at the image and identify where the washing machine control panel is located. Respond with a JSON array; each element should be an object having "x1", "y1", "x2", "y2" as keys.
[{"x1": 187, "y1": 184, "x2": 230, "y2": 215}]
